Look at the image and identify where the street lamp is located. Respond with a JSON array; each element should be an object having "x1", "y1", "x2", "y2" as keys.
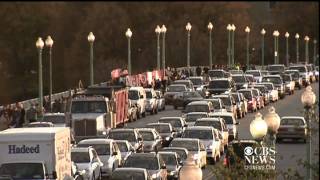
[
  {"x1": 186, "y1": 22, "x2": 192, "y2": 70},
  {"x1": 45, "y1": 36, "x2": 54, "y2": 113},
  {"x1": 227, "y1": 24, "x2": 232, "y2": 67},
  {"x1": 264, "y1": 106, "x2": 280, "y2": 147},
  {"x1": 285, "y1": 32, "x2": 290, "y2": 66},
  {"x1": 231, "y1": 24, "x2": 236, "y2": 65},
  {"x1": 305, "y1": 36, "x2": 310, "y2": 63},
  {"x1": 250, "y1": 112, "x2": 268, "y2": 144},
  {"x1": 261, "y1": 28, "x2": 266, "y2": 68},
  {"x1": 245, "y1": 26, "x2": 250, "y2": 68},
  {"x1": 313, "y1": 39, "x2": 317, "y2": 66},
  {"x1": 301, "y1": 86, "x2": 316, "y2": 180},
  {"x1": 273, "y1": 30, "x2": 280, "y2": 64},
  {"x1": 87, "y1": 32, "x2": 95, "y2": 86},
  {"x1": 125, "y1": 28, "x2": 132, "y2": 75},
  {"x1": 36, "y1": 37, "x2": 44, "y2": 118},
  {"x1": 295, "y1": 33, "x2": 300, "y2": 63},
  {"x1": 155, "y1": 25, "x2": 161, "y2": 70},
  {"x1": 161, "y1": 25, "x2": 167, "y2": 77},
  {"x1": 208, "y1": 22, "x2": 213, "y2": 69}
]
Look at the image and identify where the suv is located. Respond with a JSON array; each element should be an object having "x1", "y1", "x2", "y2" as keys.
[
  {"x1": 212, "y1": 94, "x2": 237, "y2": 119},
  {"x1": 211, "y1": 112, "x2": 239, "y2": 141},
  {"x1": 281, "y1": 73, "x2": 295, "y2": 95},
  {"x1": 171, "y1": 79, "x2": 194, "y2": 92},
  {"x1": 284, "y1": 70, "x2": 303, "y2": 89},
  {"x1": 164, "y1": 84, "x2": 188, "y2": 105},
  {"x1": 208, "y1": 69, "x2": 227, "y2": 80},
  {"x1": 238, "y1": 89, "x2": 257, "y2": 112},
  {"x1": 145, "y1": 88, "x2": 158, "y2": 115},
  {"x1": 231, "y1": 92, "x2": 246, "y2": 118},
  {"x1": 107, "y1": 128, "x2": 144, "y2": 153},
  {"x1": 231, "y1": 74, "x2": 249, "y2": 90},
  {"x1": 262, "y1": 75, "x2": 286, "y2": 99},
  {"x1": 207, "y1": 78, "x2": 236, "y2": 96},
  {"x1": 184, "y1": 101, "x2": 214, "y2": 115},
  {"x1": 289, "y1": 65, "x2": 310, "y2": 86},
  {"x1": 159, "y1": 117, "x2": 188, "y2": 137},
  {"x1": 251, "y1": 88, "x2": 264, "y2": 109},
  {"x1": 246, "y1": 70, "x2": 263, "y2": 83},
  {"x1": 129, "y1": 87, "x2": 147, "y2": 118},
  {"x1": 136, "y1": 128, "x2": 162, "y2": 152},
  {"x1": 188, "y1": 76, "x2": 207, "y2": 92},
  {"x1": 267, "y1": 64, "x2": 286, "y2": 75}
]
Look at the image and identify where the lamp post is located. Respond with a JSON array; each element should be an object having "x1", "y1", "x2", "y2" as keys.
[
  {"x1": 313, "y1": 40, "x2": 317, "y2": 66},
  {"x1": 301, "y1": 86, "x2": 316, "y2": 180},
  {"x1": 231, "y1": 24, "x2": 236, "y2": 65},
  {"x1": 87, "y1": 32, "x2": 95, "y2": 86},
  {"x1": 161, "y1": 25, "x2": 167, "y2": 77},
  {"x1": 125, "y1": 28, "x2": 132, "y2": 75},
  {"x1": 305, "y1": 36, "x2": 310, "y2": 64},
  {"x1": 45, "y1": 36, "x2": 54, "y2": 113},
  {"x1": 227, "y1": 24, "x2": 232, "y2": 67},
  {"x1": 208, "y1": 22, "x2": 213, "y2": 69},
  {"x1": 264, "y1": 106, "x2": 281, "y2": 148},
  {"x1": 245, "y1": 26, "x2": 250, "y2": 68},
  {"x1": 261, "y1": 29, "x2": 266, "y2": 68},
  {"x1": 285, "y1": 32, "x2": 290, "y2": 66},
  {"x1": 296, "y1": 33, "x2": 300, "y2": 63},
  {"x1": 186, "y1": 22, "x2": 192, "y2": 70},
  {"x1": 155, "y1": 25, "x2": 161, "y2": 70},
  {"x1": 250, "y1": 112, "x2": 268, "y2": 144},
  {"x1": 273, "y1": 31, "x2": 280, "y2": 64},
  {"x1": 36, "y1": 37, "x2": 44, "y2": 118}
]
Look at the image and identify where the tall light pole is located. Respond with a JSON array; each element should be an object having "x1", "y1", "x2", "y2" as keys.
[
  {"x1": 301, "y1": 86, "x2": 316, "y2": 180},
  {"x1": 231, "y1": 24, "x2": 236, "y2": 65},
  {"x1": 125, "y1": 28, "x2": 133, "y2": 75},
  {"x1": 161, "y1": 25, "x2": 167, "y2": 76},
  {"x1": 285, "y1": 32, "x2": 290, "y2": 66},
  {"x1": 227, "y1": 24, "x2": 232, "y2": 67},
  {"x1": 305, "y1": 36, "x2": 310, "y2": 63},
  {"x1": 155, "y1": 25, "x2": 161, "y2": 70},
  {"x1": 313, "y1": 39, "x2": 317, "y2": 65},
  {"x1": 36, "y1": 37, "x2": 44, "y2": 118},
  {"x1": 261, "y1": 28, "x2": 266, "y2": 68},
  {"x1": 45, "y1": 36, "x2": 54, "y2": 113},
  {"x1": 186, "y1": 22, "x2": 192, "y2": 70},
  {"x1": 87, "y1": 32, "x2": 95, "y2": 86},
  {"x1": 245, "y1": 26, "x2": 250, "y2": 68},
  {"x1": 295, "y1": 33, "x2": 300, "y2": 63},
  {"x1": 208, "y1": 22, "x2": 213, "y2": 69},
  {"x1": 273, "y1": 30, "x2": 280, "y2": 64}
]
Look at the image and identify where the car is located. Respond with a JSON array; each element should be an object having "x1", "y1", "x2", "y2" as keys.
[
  {"x1": 257, "y1": 82, "x2": 279, "y2": 102},
  {"x1": 260, "y1": 70, "x2": 270, "y2": 76},
  {"x1": 224, "y1": 139, "x2": 261, "y2": 168},
  {"x1": 71, "y1": 147, "x2": 103, "y2": 180},
  {"x1": 42, "y1": 112, "x2": 70, "y2": 127},
  {"x1": 158, "y1": 152, "x2": 182, "y2": 180},
  {"x1": 169, "y1": 138, "x2": 207, "y2": 168},
  {"x1": 172, "y1": 91, "x2": 204, "y2": 109},
  {"x1": 238, "y1": 89, "x2": 257, "y2": 112},
  {"x1": 183, "y1": 101, "x2": 214, "y2": 115},
  {"x1": 211, "y1": 112, "x2": 239, "y2": 141},
  {"x1": 306, "y1": 64, "x2": 316, "y2": 83},
  {"x1": 146, "y1": 123, "x2": 175, "y2": 147},
  {"x1": 184, "y1": 112, "x2": 209, "y2": 127},
  {"x1": 188, "y1": 76, "x2": 207, "y2": 92},
  {"x1": 155, "y1": 90, "x2": 166, "y2": 111},
  {"x1": 208, "y1": 69, "x2": 227, "y2": 80},
  {"x1": 110, "y1": 167, "x2": 151, "y2": 180},
  {"x1": 249, "y1": 85, "x2": 270, "y2": 106},
  {"x1": 26, "y1": 121, "x2": 54, "y2": 127},
  {"x1": 266, "y1": 64, "x2": 286, "y2": 75},
  {"x1": 289, "y1": 65, "x2": 310, "y2": 86},
  {"x1": 251, "y1": 88, "x2": 264, "y2": 109},
  {"x1": 160, "y1": 147, "x2": 189, "y2": 165},
  {"x1": 231, "y1": 74, "x2": 249, "y2": 90},
  {"x1": 77, "y1": 139, "x2": 122, "y2": 177},
  {"x1": 261, "y1": 75, "x2": 286, "y2": 99},
  {"x1": 194, "y1": 117, "x2": 229, "y2": 150},
  {"x1": 159, "y1": 117, "x2": 188, "y2": 137},
  {"x1": 136, "y1": 128, "x2": 162, "y2": 152},
  {"x1": 145, "y1": 88, "x2": 159, "y2": 115},
  {"x1": 129, "y1": 86, "x2": 147, "y2": 118},
  {"x1": 164, "y1": 84, "x2": 188, "y2": 105},
  {"x1": 171, "y1": 79, "x2": 194, "y2": 92},
  {"x1": 284, "y1": 69, "x2": 303, "y2": 89},
  {"x1": 122, "y1": 153, "x2": 167, "y2": 180},
  {"x1": 203, "y1": 98, "x2": 228, "y2": 113},
  {"x1": 277, "y1": 116, "x2": 307, "y2": 143},
  {"x1": 281, "y1": 73, "x2": 295, "y2": 95},
  {"x1": 114, "y1": 140, "x2": 135, "y2": 165},
  {"x1": 246, "y1": 70, "x2": 263, "y2": 83},
  {"x1": 127, "y1": 100, "x2": 138, "y2": 122},
  {"x1": 231, "y1": 92, "x2": 246, "y2": 118},
  {"x1": 313, "y1": 65, "x2": 319, "y2": 81},
  {"x1": 229, "y1": 70, "x2": 244, "y2": 75},
  {"x1": 212, "y1": 94, "x2": 237, "y2": 119},
  {"x1": 206, "y1": 78, "x2": 236, "y2": 96},
  {"x1": 244, "y1": 74, "x2": 255, "y2": 85},
  {"x1": 107, "y1": 128, "x2": 144, "y2": 153}
]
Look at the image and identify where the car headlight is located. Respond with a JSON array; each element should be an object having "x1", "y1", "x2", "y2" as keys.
[
  {"x1": 205, "y1": 91, "x2": 210, "y2": 96},
  {"x1": 169, "y1": 171, "x2": 177, "y2": 176},
  {"x1": 224, "y1": 90, "x2": 229, "y2": 94},
  {"x1": 165, "y1": 136, "x2": 170, "y2": 141},
  {"x1": 196, "y1": 87, "x2": 202, "y2": 91},
  {"x1": 151, "y1": 173, "x2": 159, "y2": 179}
]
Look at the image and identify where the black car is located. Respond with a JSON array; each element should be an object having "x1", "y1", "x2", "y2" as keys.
[
  {"x1": 172, "y1": 91, "x2": 204, "y2": 109},
  {"x1": 206, "y1": 78, "x2": 236, "y2": 95},
  {"x1": 231, "y1": 75, "x2": 249, "y2": 90}
]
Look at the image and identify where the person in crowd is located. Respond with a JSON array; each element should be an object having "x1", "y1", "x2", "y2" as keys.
[
  {"x1": 10, "y1": 103, "x2": 21, "y2": 128},
  {"x1": 26, "y1": 103, "x2": 37, "y2": 123},
  {"x1": 196, "y1": 66, "x2": 202, "y2": 76},
  {"x1": 0, "y1": 110, "x2": 11, "y2": 131},
  {"x1": 17, "y1": 102, "x2": 25, "y2": 127}
]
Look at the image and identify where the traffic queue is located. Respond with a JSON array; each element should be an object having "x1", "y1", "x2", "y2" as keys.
[{"x1": 0, "y1": 62, "x2": 318, "y2": 180}]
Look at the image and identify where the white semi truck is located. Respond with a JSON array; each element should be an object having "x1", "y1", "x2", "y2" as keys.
[{"x1": 0, "y1": 127, "x2": 72, "y2": 180}]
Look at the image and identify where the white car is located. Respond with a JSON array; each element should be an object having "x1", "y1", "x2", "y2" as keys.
[
  {"x1": 258, "y1": 82, "x2": 279, "y2": 102},
  {"x1": 155, "y1": 90, "x2": 166, "y2": 111},
  {"x1": 129, "y1": 86, "x2": 147, "y2": 118},
  {"x1": 289, "y1": 65, "x2": 310, "y2": 86},
  {"x1": 71, "y1": 147, "x2": 103, "y2": 180},
  {"x1": 145, "y1": 88, "x2": 159, "y2": 115},
  {"x1": 77, "y1": 139, "x2": 122, "y2": 177},
  {"x1": 246, "y1": 70, "x2": 263, "y2": 83},
  {"x1": 188, "y1": 76, "x2": 207, "y2": 92},
  {"x1": 211, "y1": 112, "x2": 239, "y2": 141},
  {"x1": 184, "y1": 112, "x2": 209, "y2": 127}
]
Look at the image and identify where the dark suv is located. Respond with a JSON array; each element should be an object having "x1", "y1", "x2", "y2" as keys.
[{"x1": 207, "y1": 78, "x2": 236, "y2": 96}]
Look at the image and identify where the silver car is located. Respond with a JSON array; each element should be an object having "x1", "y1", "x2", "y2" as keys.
[
  {"x1": 184, "y1": 112, "x2": 209, "y2": 127},
  {"x1": 136, "y1": 128, "x2": 162, "y2": 152},
  {"x1": 158, "y1": 117, "x2": 187, "y2": 137},
  {"x1": 155, "y1": 90, "x2": 166, "y2": 111}
]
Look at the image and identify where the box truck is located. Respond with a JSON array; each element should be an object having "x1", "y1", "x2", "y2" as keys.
[{"x1": 0, "y1": 127, "x2": 72, "y2": 180}]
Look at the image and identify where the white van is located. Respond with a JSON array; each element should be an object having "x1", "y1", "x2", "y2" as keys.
[
  {"x1": 0, "y1": 127, "x2": 72, "y2": 180},
  {"x1": 128, "y1": 87, "x2": 147, "y2": 118}
]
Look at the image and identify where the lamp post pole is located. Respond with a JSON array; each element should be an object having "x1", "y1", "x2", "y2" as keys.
[
  {"x1": 227, "y1": 24, "x2": 232, "y2": 67},
  {"x1": 313, "y1": 40, "x2": 317, "y2": 65},
  {"x1": 208, "y1": 22, "x2": 213, "y2": 69},
  {"x1": 261, "y1": 29, "x2": 266, "y2": 68},
  {"x1": 231, "y1": 24, "x2": 236, "y2": 65},
  {"x1": 87, "y1": 32, "x2": 95, "y2": 86},
  {"x1": 273, "y1": 31, "x2": 279, "y2": 64},
  {"x1": 245, "y1": 26, "x2": 250, "y2": 68},
  {"x1": 285, "y1": 32, "x2": 290, "y2": 66},
  {"x1": 155, "y1": 25, "x2": 161, "y2": 70},
  {"x1": 305, "y1": 36, "x2": 310, "y2": 64},
  {"x1": 36, "y1": 37, "x2": 44, "y2": 118},
  {"x1": 186, "y1": 22, "x2": 192, "y2": 71},
  {"x1": 45, "y1": 36, "x2": 54, "y2": 112},
  {"x1": 161, "y1": 25, "x2": 167, "y2": 77},
  {"x1": 126, "y1": 28, "x2": 132, "y2": 75},
  {"x1": 296, "y1": 33, "x2": 300, "y2": 63}
]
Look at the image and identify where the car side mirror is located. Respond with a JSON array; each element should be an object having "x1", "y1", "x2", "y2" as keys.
[
  {"x1": 161, "y1": 165, "x2": 166, "y2": 169},
  {"x1": 112, "y1": 151, "x2": 118, "y2": 156}
]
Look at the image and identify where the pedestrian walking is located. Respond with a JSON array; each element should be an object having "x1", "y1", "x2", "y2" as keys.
[{"x1": 179, "y1": 156, "x2": 202, "y2": 180}]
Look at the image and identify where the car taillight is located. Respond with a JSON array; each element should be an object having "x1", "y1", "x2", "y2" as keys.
[{"x1": 223, "y1": 157, "x2": 228, "y2": 166}]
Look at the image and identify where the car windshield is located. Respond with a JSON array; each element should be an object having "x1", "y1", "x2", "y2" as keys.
[
  {"x1": 218, "y1": 97, "x2": 231, "y2": 106},
  {"x1": 185, "y1": 114, "x2": 207, "y2": 122},
  {"x1": 185, "y1": 105, "x2": 209, "y2": 113},
  {"x1": 209, "y1": 81, "x2": 230, "y2": 89},
  {"x1": 246, "y1": 71, "x2": 260, "y2": 77},
  {"x1": 115, "y1": 142, "x2": 129, "y2": 152},
  {"x1": 183, "y1": 130, "x2": 213, "y2": 140},
  {"x1": 245, "y1": 76, "x2": 254, "y2": 82},
  {"x1": 268, "y1": 65, "x2": 285, "y2": 72},
  {"x1": 286, "y1": 72, "x2": 299, "y2": 79},
  {"x1": 170, "y1": 140, "x2": 199, "y2": 151},
  {"x1": 111, "y1": 171, "x2": 145, "y2": 180},
  {"x1": 77, "y1": 144, "x2": 110, "y2": 155},
  {"x1": 162, "y1": 149, "x2": 187, "y2": 160},
  {"x1": 139, "y1": 131, "x2": 155, "y2": 141},
  {"x1": 129, "y1": 90, "x2": 139, "y2": 100},
  {"x1": 108, "y1": 131, "x2": 136, "y2": 142},
  {"x1": 281, "y1": 119, "x2": 305, "y2": 126},
  {"x1": 168, "y1": 85, "x2": 186, "y2": 92},
  {"x1": 254, "y1": 87, "x2": 266, "y2": 93},
  {"x1": 0, "y1": 163, "x2": 44, "y2": 179},
  {"x1": 160, "y1": 154, "x2": 177, "y2": 166},
  {"x1": 71, "y1": 151, "x2": 90, "y2": 163},
  {"x1": 159, "y1": 119, "x2": 182, "y2": 128},
  {"x1": 232, "y1": 76, "x2": 246, "y2": 83},
  {"x1": 172, "y1": 81, "x2": 190, "y2": 88},
  {"x1": 71, "y1": 101, "x2": 107, "y2": 113},
  {"x1": 262, "y1": 77, "x2": 282, "y2": 84},
  {"x1": 260, "y1": 84, "x2": 273, "y2": 90},
  {"x1": 209, "y1": 100, "x2": 222, "y2": 109},
  {"x1": 147, "y1": 124, "x2": 171, "y2": 133},
  {"x1": 231, "y1": 94, "x2": 240, "y2": 102},
  {"x1": 195, "y1": 121, "x2": 222, "y2": 131},
  {"x1": 189, "y1": 78, "x2": 203, "y2": 85},
  {"x1": 146, "y1": 91, "x2": 153, "y2": 99},
  {"x1": 282, "y1": 75, "x2": 291, "y2": 82},
  {"x1": 209, "y1": 70, "x2": 224, "y2": 78},
  {"x1": 42, "y1": 115, "x2": 65, "y2": 124},
  {"x1": 239, "y1": 91, "x2": 252, "y2": 99},
  {"x1": 289, "y1": 66, "x2": 306, "y2": 73},
  {"x1": 183, "y1": 91, "x2": 202, "y2": 98},
  {"x1": 212, "y1": 115, "x2": 233, "y2": 124},
  {"x1": 124, "y1": 156, "x2": 159, "y2": 170}
]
